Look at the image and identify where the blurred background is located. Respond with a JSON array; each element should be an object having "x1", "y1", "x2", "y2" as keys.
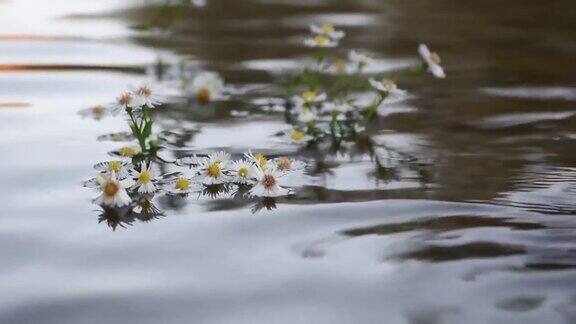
[{"x1": 1, "y1": 0, "x2": 576, "y2": 323}]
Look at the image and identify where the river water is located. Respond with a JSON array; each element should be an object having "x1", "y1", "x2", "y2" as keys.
[{"x1": 1, "y1": 0, "x2": 576, "y2": 323}]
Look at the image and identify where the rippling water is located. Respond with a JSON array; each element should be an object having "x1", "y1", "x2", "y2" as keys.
[{"x1": 2, "y1": 0, "x2": 576, "y2": 323}]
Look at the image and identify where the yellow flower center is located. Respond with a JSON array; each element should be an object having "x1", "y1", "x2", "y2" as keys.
[
  {"x1": 382, "y1": 79, "x2": 396, "y2": 91},
  {"x1": 313, "y1": 35, "x2": 329, "y2": 46},
  {"x1": 108, "y1": 161, "x2": 123, "y2": 172},
  {"x1": 238, "y1": 167, "x2": 249, "y2": 178},
  {"x1": 321, "y1": 23, "x2": 334, "y2": 33},
  {"x1": 335, "y1": 59, "x2": 347, "y2": 73},
  {"x1": 207, "y1": 163, "x2": 221, "y2": 178},
  {"x1": 196, "y1": 87, "x2": 211, "y2": 104},
  {"x1": 302, "y1": 91, "x2": 317, "y2": 102},
  {"x1": 119, "y1": 146, "x2": 137, "y2": 157},
  {"x1": 118, "y1": 93, "x2": 132, "y2": 106},
  {"x1": 291, "y1": 130, "x2": 305, "y2": 141},
  {"x1": 175, "y1": 178, "x2": 190, "y2": 191},
  {"x1": 92, "y1": 105, "x2": 106, "y2": 115},
  {"x1": 138, "y1": 170, "x2": 152, "y2": 183},
  {"x1": 430, "y1": 52, "x2": 441, "y2": 64},
  {"x1": 263, "y1": 174, "x2": 276, "y2": 189},
  {"x1": 112, "y1": 133, "x2": 123, "y2": 141},
  {"x1": 104, "y1": 181, "x2": 119, "y2": 197},
  {"x1": 137, "y1": 85, "x2": 151, "y2": 97},
  {"x1": 255, "y1": 153, "x2": 267, "y2": 169},
  {"x1": 276, "y1": 158, "x2": 291, "y2": 171}
]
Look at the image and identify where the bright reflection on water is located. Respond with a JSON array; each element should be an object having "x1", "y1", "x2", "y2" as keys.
[{"x1": 2, "y1": 0, "x2": 576, "y2": 323}]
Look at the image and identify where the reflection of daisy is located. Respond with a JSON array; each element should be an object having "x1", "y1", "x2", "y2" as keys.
[
  {"x1": 189, "y1": 72, "x2": 225, "y2": 104},
  {"x1": 250, "y1": 166, "x2": 290, "y2": 197},
  {"x1": 94, "y1": 161, "x2": 132, "y2": 179},
  {"x1": 78, "y1": 105, "x2": 109, "y2": 120},
  {"x1": 94, "y1": 173, "x2": 132, "y2": 208},
  {"x1": 132, "y1": 84, "x2": 161, "y2": 108},
  {"x1": 130, "y1": 162, "x2": 159, "y2": 194},
  {"x1": 369, "y1": 78, "x2": 406, "y2": 97},
  {"x1": 198, "y1": 152, "x2": 229, "y2": 185},
  {"x1": 281, "y1": 129, "x2": 313, "y2": 144},
  {"x1": 310, "y1": 23, "x2": 345, "y2": 40},
  {"x1": 97, "y1": 132, "x2": 134, "y2": 142},
  {"x1": 418, "y1": 44, "x2": 446, "y2": 78},
  {"x1": 231, "y1": 159, "x2": 258, "y2": 184},
  {"x1": 274, "y1": 157, "x2": 306, "y2": 173},
  {"x1": 304, "y1": 35, "x2": 338, "y2": 48}
]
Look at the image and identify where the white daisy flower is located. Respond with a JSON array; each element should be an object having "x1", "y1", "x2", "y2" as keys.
[
  {"x1": 244, "y1": 150, "x2": 269, "y2": 170},
  {"x1": 304, "y1": 35, "x2": 338, "y2": 48},
  {"x1": 94, "y1": 161, "x2": 132, "y2": 179},
  {"x1": 231, "y1": 159, "x2": 258, "y2": 184},
  {"x1": 111, "y1": 91, "x2": 137, "y2": 115},
  {"x1": 111, "y1": 145, "x2": 142, "y2": 158},
  {"x1": 250, "y1": 166, "x2": 291, "y2": 197},
  {"x1": 132, "y1": 84, "x2": 161, "y2": 108},
  {"x1": 320, "y1": 101, "x2": 354, "y2": 115},
  {"x1": 300, "y1": 91, "x2": 327, "y2": 104},
  {"x1": 418, "y1": 44, "x2": 446, "y2": 78},
  {"x1": 130, "y1": 162, "x2": 159, "y2": 194},
  {"x1": 165, "y1": 175, "x2": 198, "y2": 195},
  {"x1": 78, "y1": 105, "x2": 109, "y2": 120},
  {"x1": 281, "y1": 129, "x2": 313, "y2": 144},
  {"x1": 348, "y1": 50, "x2": 373, "y2": 67},
  {"x1": 188, "y1": 71, "x2": 225, "y2": 104},
  {"x1": 94, "y1": 173, "x2": 132, "y2": 208},
  {"x1": 369, "y1": 78, "x2": 406, "y2": 97},
  {"x1": 297, "y1": 110, "x2": 317, "y2": 123},
  {"x1": 198, "y1": 152, "x2": 230, "y2": 185},
  {"x1": 274, "y1": 157, "x2": 306, "y2": 173},
  {"x1": 310, "y1": 23, "x2": 345, "y2": 40}
]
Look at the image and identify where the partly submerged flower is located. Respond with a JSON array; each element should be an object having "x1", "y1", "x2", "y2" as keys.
[
  {"x1": 94, "y1": 161, "x2": 132, "y2": 179},
  {"x1": 198, "y1": 152, "x2": 230, "y2": 185},
  {"x1": 301, "y1": 91, "x2": 327, "y2": 104},
  {"x1": 78, "y1": 105, "x2": 109, "y2": 120},
  {"x1": 165, "y1": 175, "x2": 198, "y2": 195},
  {"x1": 111, "y1": 145, "x2": 142, "y2": 158},
  {"x1": 94, "y1": 173, "x2": 132, "y2": 208},
  {"x1": 274, "y1": 157, "x2": 306, "y2": 173},
  {"x1": 281, "y1": 129, "x2": 313, "y2": 144},
  {"x1": 132, "y1": 84, "x2": 161, "y2": 108},
  {"x1": 189, "y1": 72, "x2": 225, "y2": 104},
  {"x1": 369, "y1": 78, "x2": 406, "y2": 97},
  {"x1": 304, "y1": 35, "x2": 338, "y2": 48},
  {"x1": 418, "y1": 44, "x2": 446, "y2": 79},
  {"x1": 310, "y1": 23, "x2": 345, "y2": 40},
  {"x1": 250, "y1": 166, "x2": 291, "y2": 197},
  {"x1": 245, "y1": 150, "x2": 268, "y2": 170},
  {"x1": 130, "y1": 162, "x2": 159, "y2": 194},
  {"x1": 231, "y1": 159, "x2": 258, "y2": 184}
]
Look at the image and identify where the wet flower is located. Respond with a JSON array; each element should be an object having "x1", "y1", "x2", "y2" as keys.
[
  {"x1": 310, "y1": 23, "x2": 345, "y2": 40},
  {"x1": 94, "y1": 160, "x2": 132, "y2": 179},
  {"x1": 132, "y1": 84, "x2": 161, "y2": 108},
  {"x1": 130, "y1": 162, "x2": 159, "y2": 194},
  {"x1": 94, "y1": 173, "x2": 132, "y2": 208},
  {"x1": 165, "y1": 175, "x2": 198, "y2": 195},
  {"x1": 281, "y1": 129, "x2": 313, "y2": 144},
  {"x1": 78, "y1": 105, "x2": 109, "y2": 120},
  {"x1": 274, "y1": 157, "x2": 306, "y2": 173},
  {"x1": 418, "y1": 44, "x2": 446, "y2": 78},
  {"x1": 369, "y1": 78, "x2": 406, "y2": 97},
  {"x1": 189, "y1": 71, "x2": 225, "y2": 104},
  {"x1": 304, "y1": 35, "x2": 338, "y2": 48},
  {"x1": 198, "y1": 151, "x2": 230, "y2": 185},
  {"x1": 231, "y1": 159, "x2": 258, "y2": 184},
  {"x1": 111, "y1": 145, "x2": 142, "y2": 158},
  {"x1": 250, "y1": 166, "x2": 291, "y2": 197},
  {"x1": 111, "y1": 91, "x2": 136, "y2": 115},
  {"x1": 301, "y1": 91, "x2": 327, "y2": 104}
]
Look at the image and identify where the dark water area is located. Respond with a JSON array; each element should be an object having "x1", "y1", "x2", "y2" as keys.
[{"x1": 2, "y1": 0, "x2": 576, "y2": 323}]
